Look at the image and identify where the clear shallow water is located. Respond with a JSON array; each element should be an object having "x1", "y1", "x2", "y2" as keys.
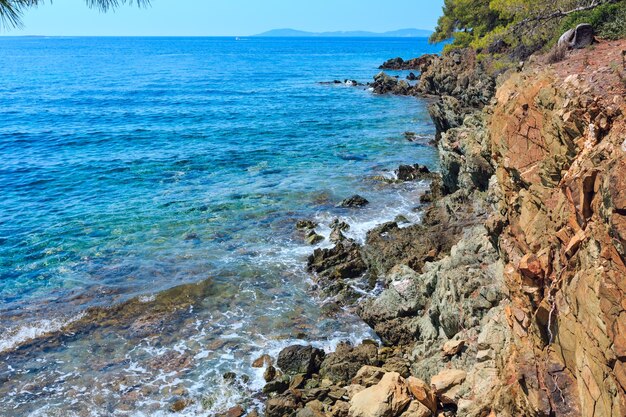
[{"x1": 0, "y1": 37, "x2": 441, "y2": 416}]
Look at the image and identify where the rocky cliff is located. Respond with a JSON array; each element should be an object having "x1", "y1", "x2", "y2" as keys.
[{"x1": 258, "y1": 39, "x2": 626, "y2": 417}]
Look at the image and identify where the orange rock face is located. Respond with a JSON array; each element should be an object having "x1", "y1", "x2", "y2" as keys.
[{"x1": 483, "y1": 40, "x2": 626, "y2": 417}]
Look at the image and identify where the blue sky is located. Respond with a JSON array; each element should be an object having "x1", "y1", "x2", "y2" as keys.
[{"x1": 2, "y1": 0, "x2": 444, "y2": 36}]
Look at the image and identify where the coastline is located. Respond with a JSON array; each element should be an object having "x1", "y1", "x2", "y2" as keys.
[{"x1": 257, "y1": 38, "x2": 626, "y2": 417}]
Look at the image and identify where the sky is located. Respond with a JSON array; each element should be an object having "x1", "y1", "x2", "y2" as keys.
[{"x1": 1, "y1": 0, "x2": 444, "y2": 36}]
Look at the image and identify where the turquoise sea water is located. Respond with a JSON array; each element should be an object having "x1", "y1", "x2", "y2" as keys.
[{"x1": 0, "y1": 37, "x2": 441, "y2": 416}]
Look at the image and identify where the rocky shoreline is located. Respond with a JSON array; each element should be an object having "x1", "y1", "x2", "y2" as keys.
[{"x1": 242, "y1": 38, "x2": 626, "y2": 417}]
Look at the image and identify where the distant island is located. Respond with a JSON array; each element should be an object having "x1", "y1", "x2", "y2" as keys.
[{"x1": 254, "y1": 28, "x2": 433, "y2": 38}]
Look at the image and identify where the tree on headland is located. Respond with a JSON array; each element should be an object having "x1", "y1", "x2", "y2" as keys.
[
  {"x1": 430, "y1": 0, "x2": 626, "y2": 55},
  {"x1": 0, "y1": 0, "x2": 150, "y2": 29}
]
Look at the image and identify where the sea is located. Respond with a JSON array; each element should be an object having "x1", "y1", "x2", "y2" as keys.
[{"x1": 0, "y1": 36, "x2": 442, "y2": 416}]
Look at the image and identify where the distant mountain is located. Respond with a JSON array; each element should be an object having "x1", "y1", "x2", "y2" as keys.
[{"x1": 255, "y1": 28, "x2": 433, "y2": 38}]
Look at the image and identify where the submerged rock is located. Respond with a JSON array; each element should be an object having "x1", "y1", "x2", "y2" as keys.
[{"x1": 338, "y1": 195, "x2": 369, "y2": 208}]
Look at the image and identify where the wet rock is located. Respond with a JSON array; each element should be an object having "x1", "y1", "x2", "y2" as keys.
[
  {"x1": 306, "y1": 230, "x2": 325, "y2": 245},
  {"x1": 395, "y1": 164, "x2": 433, "y2": 182},
  {"x1": 372, "y1": 72, "x2": 412, "y2": 95},
  {"x1": 307, "y1": 241, "x2": 367, "y2": 280},
  {"x1": 252, "y1": 354, "x2": 272, "y2": 368},
  {"x1": 319, "y1": 342, "x2": 379, "y2": 385},
  {"x1": 277, "y1": 345, "x2": 325, "y2": 377},
  {"x1": 328, "y1": 229, "x2": 345, "y2": 244},
  {"x1": 297, "y1": 220, "x2": 318, "y2": 230},
  {"x1": 338, "y1": 195, "x2": 370, "y2": 208},
  {"x1": 558, "y1": 24, "x2": 594, "y2": 50},
  {"x1": 407, "y1": 72, "x2": 418, "y2": 81},
  {"x1": 264, "y1": 364, "x2": 278, "y2": 382},
  {"x1": 330, "y1": 219, "x2": 350, "y2": 232},
  {"x1": 169, "y1": 398, "x2": 192, "y2": 413},
  {"x1": 217, "y1": 405, "x2": 245, "y2": 417},
  {"x1": 349, "y1": 372, "x2": 412, "y2": 417}
]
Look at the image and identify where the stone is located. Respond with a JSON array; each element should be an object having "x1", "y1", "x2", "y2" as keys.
[
  {"x1": 252, "y1": 354, "x2": 272, "y2": 368},
  {"x1": 296, "y1": 400, "x2": 326, "y2": 417},
  {"x1": 399, "y1": 401, "x2": 432, "y2": 417},
  {"x1": 217, "y1": 405, "x2": 245, "y2": 417},
  {"x1": 277, "y1": 345, "x2": 326, "y2": 376},
  {"x1": 395, "y1": 164, "x2": 432, "y2": 182},
  {"x1": 349, "y1": 372, "x2": 412, "y2": 417},
  {"x1": 339, "y1": 195, "x2": 370, "y2": 208},
  {"x1": 558, "y1": 24, "x2": 594, "y2": 50},
  {"x1": 307, "y1": 241, "x2": 367, "y2": 281},
  {"x1": 306, "y1": 230, "x2": 325, "y2": 245},
  {"x1": 264, "y1": 364, "x2": 278, "y2": 382},
  {"x1": 263, "y1": 377, "x2": 289, "y2": 395},
  {"x1": 266, "y1": 393, "x2": 299, "y2": 417},
  {"x1": 406, "y1": 377, "x2": 437, "y2": 413},
  {"x1": 297, "y1": 220, "x2": 318, "y2": 230},
  {"x1": 352, "y1": 366, "x2": 386, "y2": 387},
  {"x1": 442, "y1": 339, "x2": 465, "y2": 357},
  {"x1": 320, "y1": 342, "x2": 379, "y2": 384},
  {"x1": 430, "y1": 369, "x2": 466, "y2": 404}
]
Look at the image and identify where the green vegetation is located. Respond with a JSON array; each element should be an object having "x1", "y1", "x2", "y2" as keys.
[
  {"x1": 431, "y1": 0, "x2": 626, "y2": 56},
  {"x1": 0, "y1": 0, "x2": 149, "y2": 29},
  {"x1": 560, "y1": 1, "x2": 626, "y2": 40}
]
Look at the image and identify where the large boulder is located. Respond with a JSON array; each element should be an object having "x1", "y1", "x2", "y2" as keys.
[
  {"x1": 558, "y1": 24, "x2": 594, "y2": 50},
  {"x1": 277, "y1": 345, "x2": 325, "y2": 376},
  {"x1": 349, "y1": 372, "x2": 412, "y2": 417}
]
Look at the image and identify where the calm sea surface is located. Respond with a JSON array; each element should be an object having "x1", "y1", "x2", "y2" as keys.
[{"x1": 0, "y1": 36, "x2": 441, "y2": 416}]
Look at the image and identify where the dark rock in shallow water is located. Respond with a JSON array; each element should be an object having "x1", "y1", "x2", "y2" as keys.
[
  {"x1": 319, "y1": 342, "x2": 379, "y2": 385},
  {"x1": 338, "y1": 195, "x2": 369, "y2": 208},
  {"x1": 407, "y1": 72, "x2": 418, "y2": 81},
  {"x1": 307, "y1": 241, "x2": 367, "y2": 280},
  {"x1": 395, "y1": 164, "x2": 433, "y2": 182},
  {"x1": 296, "y1": 220, "x2": 317, "y2": 230},
  {"x1": 277, "y1": 345, "x2": 325, "y2": 376},
  {"x1": 379, "y1": 55, "x2": 436, "y2": 71},
  {"x1": 372, "y1": 72, "x2": 411, "y2": 95},
  {"x1": 305, "y1": 230, "x2": 325, "y2": 245},
  {"x1": 330, "y1": 219, "x2": 350, "y2": 231}
]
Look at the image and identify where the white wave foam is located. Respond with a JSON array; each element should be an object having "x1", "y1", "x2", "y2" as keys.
[{"x1": 0, "y1": 313, "x2": 85, "y2": 354}]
